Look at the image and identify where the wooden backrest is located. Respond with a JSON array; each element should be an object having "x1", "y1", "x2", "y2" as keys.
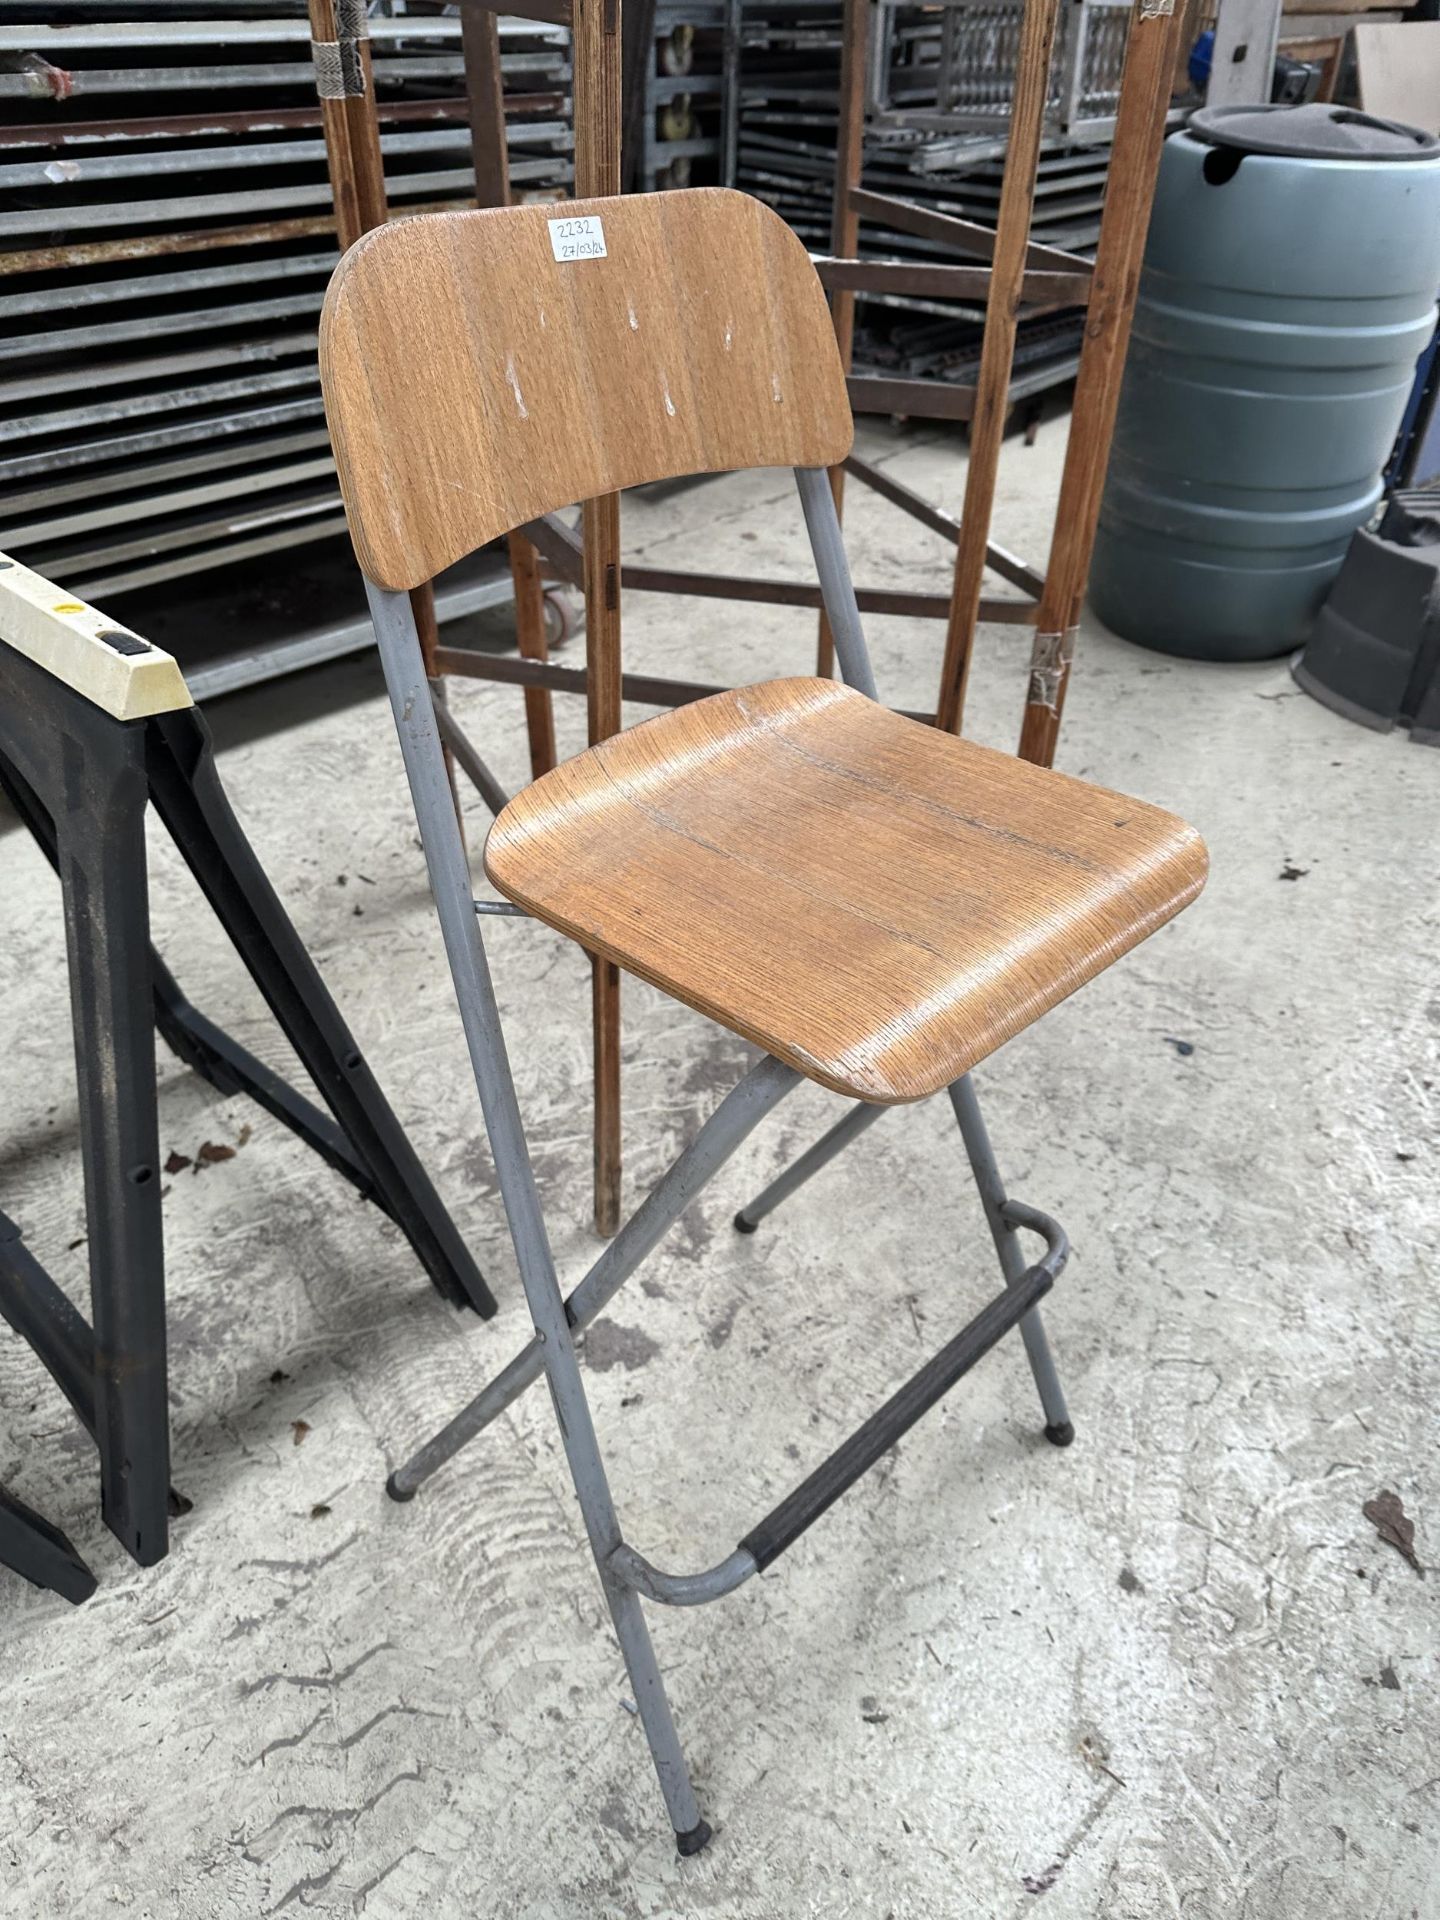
[
  {"x1": 319, "y1": 189, "x2": 854, "y2": 590},
  {"x1": 0, "y1": 551, "x2": 190, "y2": 720}
]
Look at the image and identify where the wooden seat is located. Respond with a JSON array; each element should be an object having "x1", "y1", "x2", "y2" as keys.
[{"x1": 485, "y1": 676, "x2": 1208, "y2": 1105}]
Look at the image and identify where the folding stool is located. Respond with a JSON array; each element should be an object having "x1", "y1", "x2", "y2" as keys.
[{"x1": 320, "y1": 188, "x2": 1208, "y2": 1851}]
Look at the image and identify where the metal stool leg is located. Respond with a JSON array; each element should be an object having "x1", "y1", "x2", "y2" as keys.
[
  {"x1": 948, "y1": 1075, "x2": 1074, "y2": 1445},
  {"x1": 55, "y1": 730, "x2": 173, "y2": 1564},
  {"x1": 733, "y1": 1097, "x2": 886, "y2": 1232},
  {"x1": 368, "y1": 580, "x2": 711, "y2": 1851}
]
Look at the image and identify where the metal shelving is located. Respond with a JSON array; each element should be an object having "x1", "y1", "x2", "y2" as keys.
[
  {"x1": 0, "y1": 4, "x2": 571, "y2": 686},
  {"x1": 735, "y1": 0, "x2": 1114, "y2": 401}
]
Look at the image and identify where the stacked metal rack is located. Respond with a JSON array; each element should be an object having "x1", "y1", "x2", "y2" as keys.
[
  {"x1": 637, "y1": 0, "x2": 734, "y2": 189},
  {"x1": 0, "y1": 4, "x2": 573, "y2": 693},
  {"x1": 734, "y1": 0, "x2": 1141, "y2": 405}
]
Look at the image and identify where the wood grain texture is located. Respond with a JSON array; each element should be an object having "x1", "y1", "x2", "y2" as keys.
[
  {"x1": 458, "y1": 0, "x2": 559, "y2": 786},
  {"x1": 484, "y1": 677, "x2": 1208, "y2": 1104},
  {"x1": 815, "y1": 0, "x2": 871, "y2": 679},
  {"x1": 1018, "y1": 0, "x2": 1183, "y2": 767},
  {"x1": 320, "y1": 189, "x2": 853, "y2": 590},
  {"x1": 309, "y1": 0, "x2": 449, "y2": 765},
  {"x1": 936, "y1": 0, "x2": 1062, "y2": 738},
  {"x1": 0, "y1": 552, "x2": 191, "y2": 719},
  {"x1": 573, "y1": 0, "x2": 627, "y2": 1238}
]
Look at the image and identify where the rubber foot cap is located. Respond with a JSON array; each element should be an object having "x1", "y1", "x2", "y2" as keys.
[
  {"x1": 732, "y1": 1211, "x2": 758, "y2": 1235},
  {"x1": 1045, "y1": 1420, "x2": 1076, "y2": 1449},
  {"x1": 386, "y1": 1472, "x2": 418, "y2": 1504},
  {"x1": 675, "y1": 1818, "x2": 713, "y2": 1857}
]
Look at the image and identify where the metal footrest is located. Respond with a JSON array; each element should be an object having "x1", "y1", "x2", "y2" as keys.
[
  {"x1": 740, "y1": 1257, "x2": 1055, "y2": 1572},
  {"x1": 610, "y1": 1201, "x2": 1068, "y2": 1603}
]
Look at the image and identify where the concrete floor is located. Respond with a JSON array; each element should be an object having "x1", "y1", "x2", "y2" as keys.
[{"x1": 1, "y1": 415, "x2": 1436, "y2": 1919}]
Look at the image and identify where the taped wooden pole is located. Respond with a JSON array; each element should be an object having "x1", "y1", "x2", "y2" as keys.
[
  {"x1": 573, "y1": 0, "x2": 626, "y2": 1238},
  {"x1": 308, "y1": 0, "x2": 456, "y2": 804},
  {"x1": 459, "y1": 0, "x2": 558, "y2": 783},
  {"x1": 1017, "y1": 0, "x2": 1183, "y2": 767},
  {"x1": 816, "y1": 0, "x2": 868, "y2": 680}
]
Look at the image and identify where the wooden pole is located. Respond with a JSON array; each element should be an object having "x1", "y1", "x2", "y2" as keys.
[
  {"x1": 816, "y1": 0, "x2": 868, "y2": 680},
  {"x1": 573, "y1": 0, "x2": 626, "y2": 1237},
  {"x1": 1016, "y1": 0, "x2": 1183, "y2": 767},
  {"x1": 933, "y1": 0, "x2": 1062, "y2": 736},
  {"x1": 459, "y1": 0, "x2": 558, "y2": 783},
  {"x1": 308, "y1": 0, "x2": 454, "y2": 793}
]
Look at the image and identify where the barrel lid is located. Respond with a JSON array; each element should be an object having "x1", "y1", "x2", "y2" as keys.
[{"x1": 1190, "y1": 103, "x2": 1440, "y2": 162}]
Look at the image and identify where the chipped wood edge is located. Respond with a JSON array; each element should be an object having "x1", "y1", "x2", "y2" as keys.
[{"x1": 0, "y1": 550, "x2": 191, "y2": 721}]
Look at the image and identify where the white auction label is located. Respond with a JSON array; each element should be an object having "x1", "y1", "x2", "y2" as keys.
[{"x1": 548, "y1": 215, "x2": 607, "y2": 262}]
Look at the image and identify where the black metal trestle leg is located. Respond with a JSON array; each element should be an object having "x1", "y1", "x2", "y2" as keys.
[
  {"x1": 0, "y1": 634, "x2": 496, "y2": 1584},
  {"x1": 145, "y1": 710, "x2": 495, "y2": 1317},
  {"x1": 0, "y1": 1484, "x2": 96, "y2": 1606},
  {"x1": 55, "y1": 721, "x2": 172, "y2": 1566}
]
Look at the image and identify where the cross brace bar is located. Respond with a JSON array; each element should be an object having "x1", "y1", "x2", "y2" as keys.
[
  {"x1": 611, "y1": 1198, "x2": 1067, "y2": 1604},
  {"x1": 513, "y1": 511, "x2": 1034, "y2": 624}
]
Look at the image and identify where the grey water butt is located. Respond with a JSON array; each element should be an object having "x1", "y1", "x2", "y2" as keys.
[{"x1": 1089, "y1": 104, "x2": 1440, "y2": 662}]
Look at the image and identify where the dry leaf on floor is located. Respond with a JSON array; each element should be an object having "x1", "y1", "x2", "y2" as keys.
[{"x1": 1363, "y1": 1489, "x2": 1423, "y2": 1575}]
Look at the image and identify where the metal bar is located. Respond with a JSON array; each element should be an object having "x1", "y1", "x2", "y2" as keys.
[
  {"x1": 365, "y1": 581, "x2": 708, "y2": 1848},
  {"x1": 0, "y1": 20, "x2": 482, "y2": 49},
  {"x1": 432, "y1": 649, "x2": 938, "y2": 722},
  {"x1": 5, "y1": 368, "x2": 320, "y2": 446},
  {"x1": 48, "y1": 711, "x2": 171, "y2": 1567},
  {"x1": 0, "y1": 172, "x2": 488, "y2": 240},
  {"x1": 0, "y1": 1209, "x2": 99, "y2": 1441},
  {"x1": 434, "y1": 649, "x2": 729, "y2": 708},
  {"x1": 0, "y1": 402, "x2": 326, "y2": 484},
  {"x1": 949, "y1": 1076, "x2": 1072, "y2": 1443},
  {"x1": 739, "y1": 1259, "x2": 1054, "y2": 1571},
  {"x1": 388, "y1": 1053, "x2": 800, "y2": 1497},
  {"x1": 720, "y1": 0, "x2": 743, "y2": 185},
  {"x1": 0, "y1": 253, "x2": 332, "y2": 320},
  {"x1": 816, "y1": 257, "x2": 1093, "y2": 306},
  {"x1": 149, "y1": 959, "x2": 370, "y2": 1196},
  {"x1": 795, "y1": 466, "x2": 879, "y2": 699},
  {"x1": 515, "y1": 512, "x2": 1035, "y2": 621},
  {"x1": 0, "y1": 96, "x2": 526, "y2": 148},
  {"x1": 848, "y1": 187, "x2": 1097, "y2": 276},
  {"x1": 186, "y1": 559, "x2": 515, "y2": 704},
  {"x1": 733, "y1": 1098, "x2": 887, "y2": 1232},
  {"x1": 0, "y1": 333, "x2": 316, "y2": 406},
  {"x1": 71, "y1": 511, "x2": 352, "y2": 603},
  {"x1": 842, "y1": 455, "x2": 1045, "y2": 599},
  {"x1": 626, "y1": 562, "x2": 1000, "y2": 621},
  {"x1": 0, "y1": 1484, "x2": 96, "y2": 1607},
  {"x1": 3, "y1": 458, "x2": 335, "y2": 548},
  {"x1": 0, "y1": 127, "x2": 495, "y2": 192},
  {"x1": 608, "y1": 1541, "x2": 757, "y2": 1607},
  {"x1": 430, "y1": 692, "x2": 512, "y2": 818},
  {"x1": 145, "y1": 706, "x2": 496, "y2": 1317},
  {"x1": 848, "y1": 375, "x2": 978, "y2": 422}
]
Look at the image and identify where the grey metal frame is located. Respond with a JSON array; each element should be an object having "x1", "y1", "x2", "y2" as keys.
[{"x1": 363, "y1": 466, "x2": 1072, "y2": 1852}]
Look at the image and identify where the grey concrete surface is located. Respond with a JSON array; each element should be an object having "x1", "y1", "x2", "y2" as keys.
[{"x1": 1, "y1": 416, "x2": 1436, "y2": 1920}]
